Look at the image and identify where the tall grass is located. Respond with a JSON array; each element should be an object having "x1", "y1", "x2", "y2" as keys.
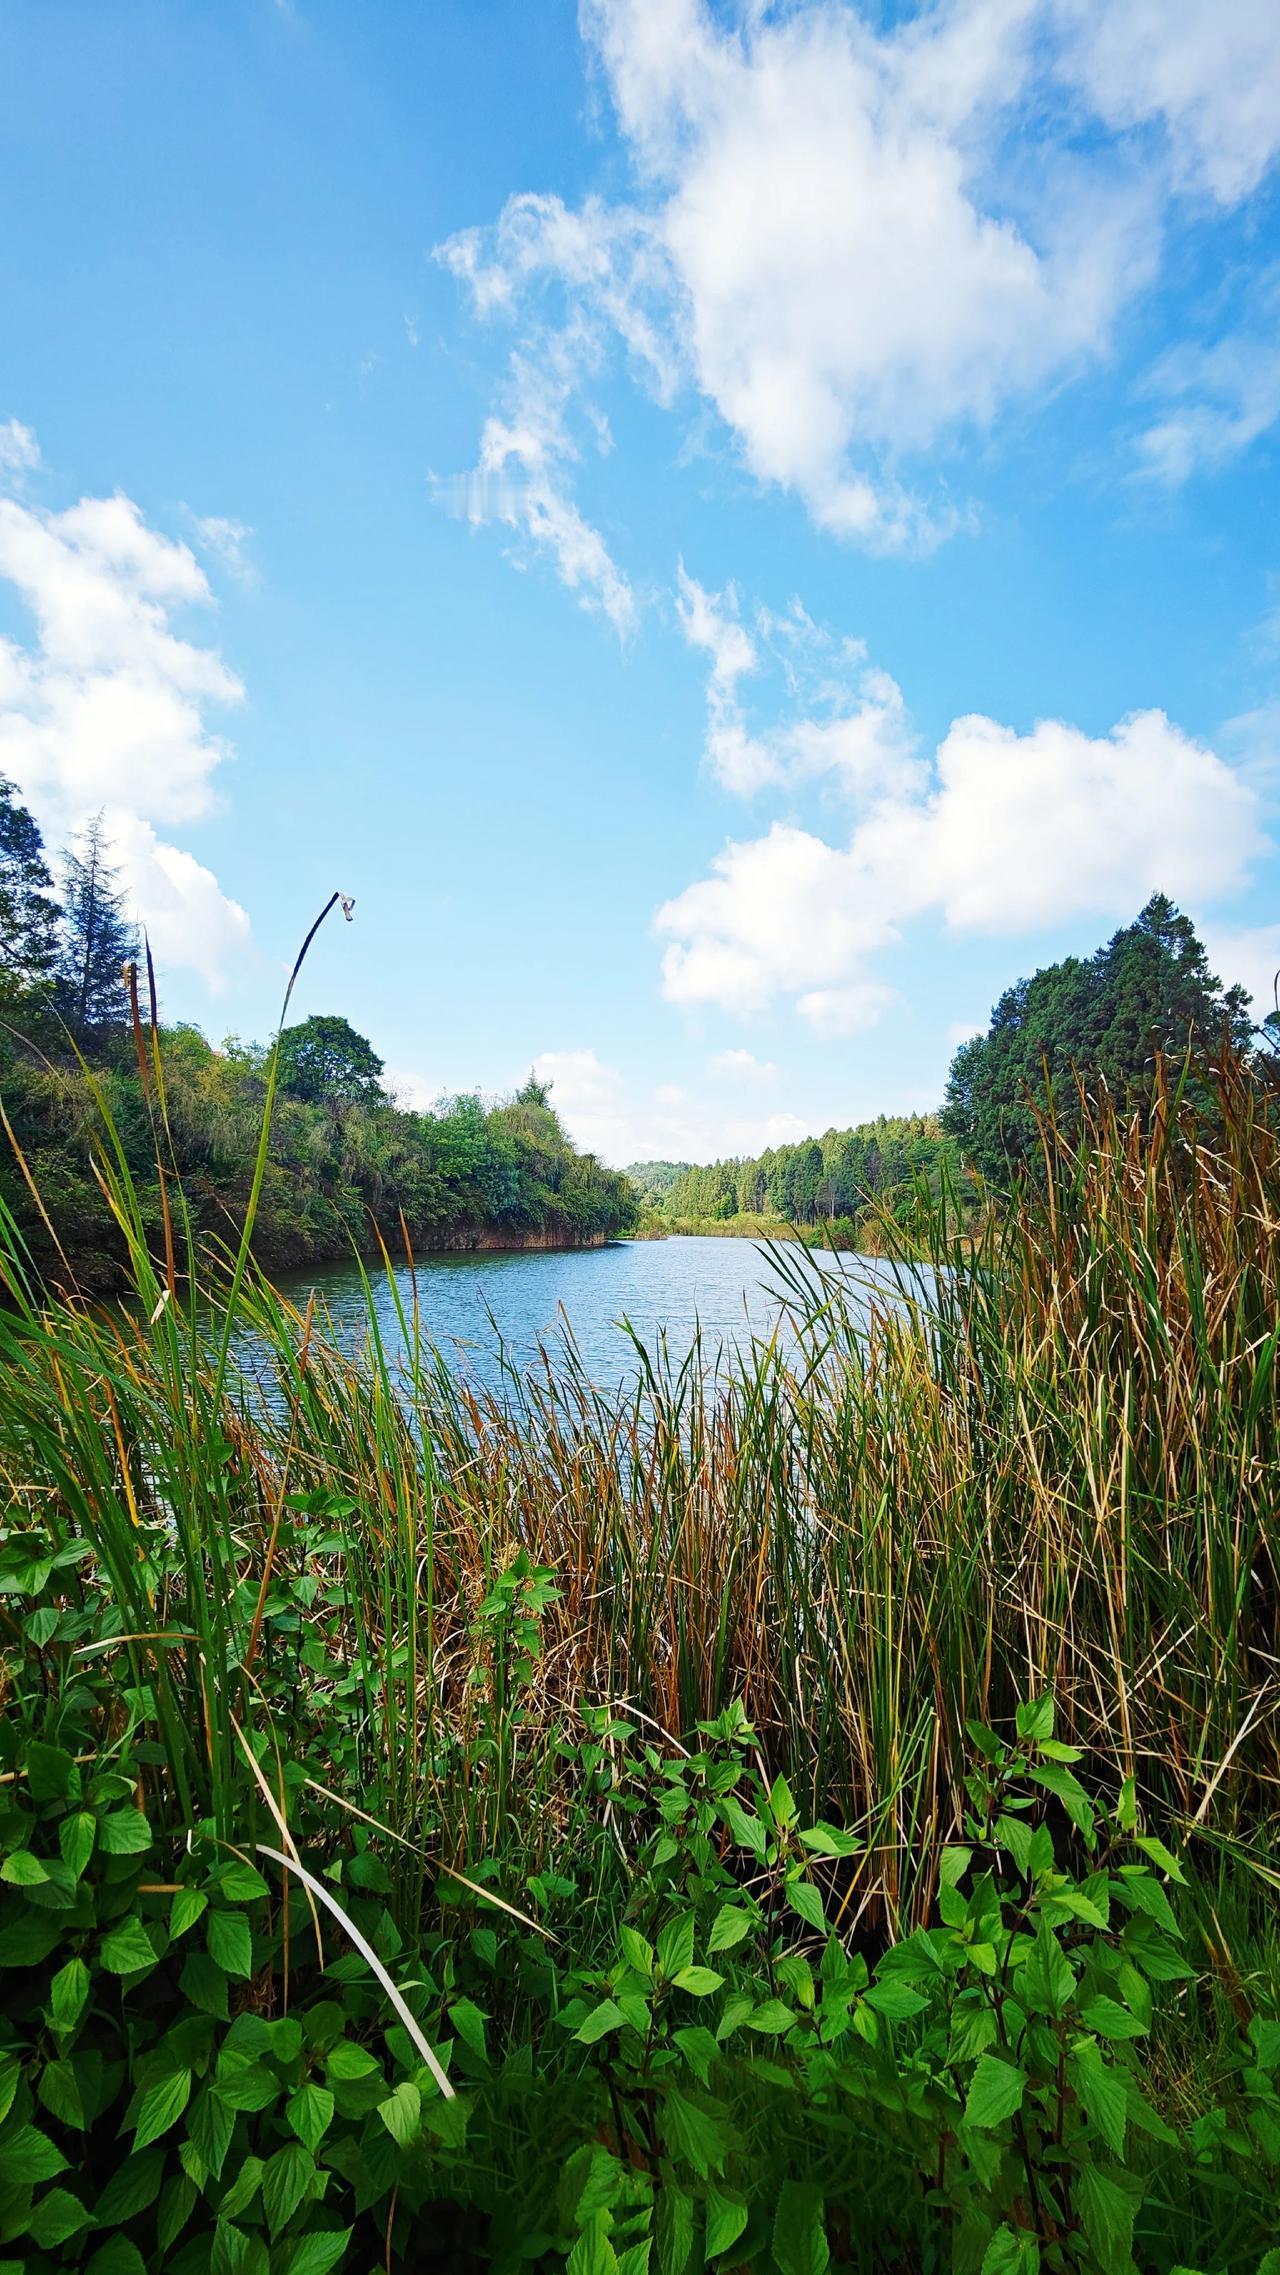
[{"x1": 1, "y1": 1021, "x2": 1276, "y2": 1943}]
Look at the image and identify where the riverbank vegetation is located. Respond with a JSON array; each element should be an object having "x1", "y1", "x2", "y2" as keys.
[
  {"x1": 629, "y1": 1116, "x2": 961, "y2": 1246},
  {"x1": 0, "y1": 786, "x2": 635, "y2": 1288},
  {"x1": 1, "y1": 880, "x2": 1278, "y2": 2268}
]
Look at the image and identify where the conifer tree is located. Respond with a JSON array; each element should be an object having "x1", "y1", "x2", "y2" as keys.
[
  {"x1": 0, "y1": 775, "x2": 61, "y2": 993},
  {"x1": 59, "y1": 812, "x2": 137, "y2": 1034}
]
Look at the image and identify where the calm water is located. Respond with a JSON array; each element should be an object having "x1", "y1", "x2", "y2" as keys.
[{"x1": 273, "y1": 1235, "x2": 904, "y2": 1397}]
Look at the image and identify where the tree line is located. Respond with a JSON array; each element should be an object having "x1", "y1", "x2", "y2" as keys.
[
  {"x1": 635, "y1": 1115, "x2": 961, "y2": 1236},
  {"x1": 0, "y1": 779, "x2": 636, "y2": 1287}
]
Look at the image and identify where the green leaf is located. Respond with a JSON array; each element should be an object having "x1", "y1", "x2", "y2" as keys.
[
  {"x1": 1132, "y1": 1835, "x2": 1187, "y2": 1884},
  {"x1": 84, "y1": 2242, "x2": 148, "y2": 2275},
  {"x1": 772, "y1": 2181, "x2": 829, "y2": 2275},
  {"x1": 672, "y1": 1966, "x2": 724, "y2": 1998},
  {"x1": 0, "y1": 1909, "x2": 62, "y2": 1965},
  {"x1": 28, "y1": 2187, "x2": 92, "y2": 2247},
  {"x1": 99, "y1": 1807, "x2": 152, "y2": 1855},
  {"x1": 1016, "y1": 1695, "x2": 1055, "y2": 1743},
  {"x1": 787, "y1": 1876, "x2": 827, "y2": 1932},
  {"x1": 377, "y1": 2080, "x2": 421, "y2": 2146},
  {"x1": 133, "y1": 2067, "x2": 192, "y2": 2151},
  {"x1": 980, "y1": 2228, "x2": 1041, "y2": 2274},
  {"x1": 745, "y1": 1999, "x2": 796, "y2": 2036},
  {"x1": 863, "y1": 1979, "x2": 928, "y2": 2021},
  {"x1": 798, "y1": 1822, "x2": 860, "y2": 1858},
  {"x1": 49, "y1": 1955, "x2": 90, "y2": 2035},
  {"x1": 657, "y1": 1913, "x2": 696, "y2": 1981},
  {"x1": 214, "y1": 2062, "x2": 280, "y2": 2112},
  {"x1": 1073, "y1": 2164, "x2": 1136, "y2": 2273},
  {"x1": 207, "y1": 1908, "x2": 253, "y2": 1978},
  {"x1": 578, "y1": 1998, "x2": 627, "y2": 2045},
  {"x1": 218, "y1": 1861, "x2": 271, "y2": 1901},
  {"x1": 1070, "y1": 2041, "x2": 1127, "y2": 2154},
  {"x1": 171, "y1": 1885, "x2": 208, "y2": 1938},
  {"x1": 655, "y1": 2182, "x2": 694, "y2": 2275},
  {"x1": 672, "y1": 2026, "x2": 719, "y2": 2088},
  {"x1": 99, "y1": 1917, "x2": 159, "y2": 1975},
  {"x1": 24, "y1": 1741, "x2": 76, "y2": 1800},
  {"x1": 661, "y1": 2087, "x2": 730, "y2": 2179},
  {"x1": 278, "y1": 2233, "x2": 353, "y2": 2275},
  {"x1": 287, "y1": 2082, "x2": 335, "y2": 2154},
  {"x1": 567, "y1": 2219, "x2": 620, "y2": 2275},
  {"x1": 705, "y1": 2185, "x2": 748, "y2": 2261},
  {"x1": 324, "y1": 2041, "x2": 380, "y2": 2080},
  {"x1": 157, "y1": 2174, "x2": 199, "y2": 2254},
  {"x1": 1, "y1": 1848, "x2": 49, "y2": 1885},
  {"x1": 619, "y1": 1926, "x2": 654, "y2": 1976},
  {"x1": 767, "y1": 1774, "x2": 798, "y2": 1831},
  {"x1": 1080, "y1": 1996, "x2": 1147, "y2": 2041},
  {"x1": 92, "y1": 2147, "x2": 164, "y2": 2226},
  {"x1": 0, "y1": 2123, "x2": 69, "y2": 2184},
  {"x1": 180, "y1": 1949, "x2": 229, "y2": 2019},
  {"x1": 708, "y1": 1905, "x2": 753, "y2": 1955},
  {"x1": 59, "y1": 1811, "x2": 97, "y2": 1880},
  {"x1": 964, "y1": 2054, "x2": 1027, "y2": 2130},
  {"x1": 264, "y1": 2141, "x2": 316, "y2": 2238}
]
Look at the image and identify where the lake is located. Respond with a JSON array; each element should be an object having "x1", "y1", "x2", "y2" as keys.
[{"x1": 273, "y1": 1234, "x2": 905, "y2": 1396}]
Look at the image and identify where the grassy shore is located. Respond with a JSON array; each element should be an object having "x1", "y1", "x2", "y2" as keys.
[{"x1": 1, "y1": 1016, "x2": 1278, "y2": 2271}]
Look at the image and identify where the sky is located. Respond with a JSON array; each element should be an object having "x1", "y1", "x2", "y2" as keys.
[{"x1": 1, "y1": 0, "x2": 1279, "y2": 1166}]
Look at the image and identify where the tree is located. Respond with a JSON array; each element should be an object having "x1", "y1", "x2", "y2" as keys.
[
  {"x1": 275, "y1": 1013, "x2": 386, "y2": 1105},
  {"x1": 943, "y1": 893, "x2": 1253, "y2": 1185},
  {"x1": 0, "y1": 777, "x2": 61, "y2": 993},
  {"x1": 59, "y1": 813, "x2": 138, "y2": 1034}
]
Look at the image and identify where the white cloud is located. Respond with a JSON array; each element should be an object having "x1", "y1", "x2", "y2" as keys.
[
  {"x1": 0, "y1": 419, "x2": 39, "y2": 477},
  {"x1": 677, "y1": 567, "x2": 921, "y2": 798},
  {"x1": 710, "y1": 1047, "x2": 777, "y2": 1082},
  {"x1": 439, "y1": 1, "x2": 1280, "y2": 581},
  {"x1": 192, "y1": 514, "x2": 257, "y2": 582},
  {"x1": 1052, "y1": 0, "x2": 1280, "y2": 206},
  {"x1": 1200, "y1": 924, "x2": 1280, "y2": 1021},
  {"x1": 659, "y1": 704, "x2": 1262, "y2": 1021},
  {"x1": 533, "y1": 1043, "x2": 813, "y2": 1164},
  {"x1": 386, "y1": 1067, "x2": 443, "y2": 1111},
  {"x1": 1133, "y1": 275, "x2": 1280, "y2": 485},
  {"x1": 0, "y1": 439, "x2": 251, "y2": 986}
]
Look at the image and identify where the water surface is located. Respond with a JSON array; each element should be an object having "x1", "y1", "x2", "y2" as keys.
[{"x1": 273, "y1": 1234, "x2": 902, "y2": 1397}]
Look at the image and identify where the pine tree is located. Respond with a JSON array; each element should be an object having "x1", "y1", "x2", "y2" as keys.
[
  {"x1": 59, "y1": 813, "x2": 138, "y2": 1034},
  {"x1": 0, "y1": 776, "x2": 61, "y2": 993}
]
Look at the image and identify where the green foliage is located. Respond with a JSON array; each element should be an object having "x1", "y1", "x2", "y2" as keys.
[
  {"x1": 0, "y1": 775, "x2": 61, "y2": 994},
  {"x1": 943, "y1": 894, "x2": 1254, "y2": 1185},
  {"x1": 57, "y1": 810, "x2": 139, "y2": 1035},
  {"x1": 275, "y1": 1014, "x2": 386, "y2": 1105},
  {"x1": 648, "y1": 1115, "x2": 962, "y2": 1239}
]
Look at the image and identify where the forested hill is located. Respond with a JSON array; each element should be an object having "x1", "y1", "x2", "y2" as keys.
[
  {"x1": 635, "y1": 1116, "x2": 960, "y2": 1235},
  {"x1": 0, "y1": 783, "x2": 636, "y2": 1289}
]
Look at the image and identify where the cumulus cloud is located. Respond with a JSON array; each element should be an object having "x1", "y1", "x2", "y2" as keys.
[
  {"x1": 659, "y1": 702, "x2": 1262, "y2": 1023},
  {"x1": 710, "y1": 1047, "x2": 778, "y2": 1082},
  {"x1": 439, "y1": 0, "x2": 1280, "y2": 578},
  {"x1": 0, "y1": 437, "x2": 251, "y2": 985}
]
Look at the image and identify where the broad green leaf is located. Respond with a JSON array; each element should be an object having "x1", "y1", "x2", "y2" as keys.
[
  {"x1": 170, "y1": 1885, "x2": 208, "y2": 1939},
  {"x1": 1132, "y1": 1835, "x2": 1187, "y2": 1884},
  {"x1": 1016, "y1": 1695, "x2": 1055, "y2": 1743},
  {"x1": 981, "y1": 2227, "x2": 1040, "y2": 2274},
  {"x1": 767, "y1": 1774, "x2": 798, "y2": 1831},
  {"x1": 133, "y1": 2068, "x2": 192, "y2": 2151},
  {"x1": 92, "y1": 2147, "x2": 164, "y2": 2226},
  {"x1": 1073, "y1": 2164, "x2": 1137, "y2": 2273},
  {"x1": 657, "y1": 1913, "x2": 696, "y2": 1981},
  {"x1": 708, "y1": 1905, "x2": 753, "y2": 1955},
  {"x1": 264, "y1": 2141, "x2": 316, "y2": 2238},
  {"x1": 798, "y1": 1822, "x2": 860, "y2": 1858},
  {"x1": 38, "y1": 2054, "x2": 86, "y2": 2129},
  {"x1": 567, "y1": 2219, "x2": 619, "y2": 2275},
  {"x1": 660, "y1": 2087, "x2": 730, "y2": 2179},
  {"x1": 863, "y1": 1979, "x2": 928, "y2": 2021},
  {"x1": 655, "y1": 2182, "x2": 694, "y2": 2275},
  {"x1": 324, "y1": 2040, "x2": 380, "y2": 2080},
  {"x1": 59, "y1": 1812, "x2": 96, "y2": 1881},
  {"x1": 672, "y1": 2026, "x2": 719, "y2": 2087},
  {"x1": 672, "y1": 1966, "x2": 724, "y2": 1998},
  {"x1": 577, "y1": 1998, "x2": 627, "y2": 2045},
  {"x1": 787, "y1": 1876, "x2": 826, "y2": 1932},
  {"x1": 49, "y1": 1955, "x2": 90, "y2": 2036},
  {"x1": 1080, "y1": 1995, "x2": 1147, "y2": 2041},
  {"x1": 98, "y1": 1807, "x2": 152, "y2": 1856},
  {"x1": 449, "y1": 1996, "x2": 488, "y2": 2060},
  {"x1": 218, "y1": 1861, "x2": 271, "y2": 1902},
  {"x1": 99, "y1": 1917, "x2": 159, "y2": 1975},
  {"x1": 0, "y1": 2123, "x2": 69, "y2": 2184},
  {"x1": 772, "y1": 2181, "x2": 829, "y2": 2275},
  {"x1": 705, "y1": 2185, "x2": 748, "y2": 2260},
  {"x1": 1070, "y1": 2040, "x2": 1127, "y2": 2155},
  {"x1": 377, "y1": 2080, "x2": 421, "y2": 2145},
  {"x1": 619, "y1": 1926, "x2": 654, "y2": 1975},
  {"x1": 278, "y1": 2233, "x2": 353, "y2": 2275},
  {"x1": 84, "y1": 2242, "x2": 148, "y2": 2275},
  {"x1": 745, "y1": 1999, "x2": 795, "y2": 2036},
  {"x1": 1, "y1": 1849, "x2": 49, "y2": 1885},
  {"x1": 287, "y1": 2083, "x2": 335, "y2": 2154},
  {"x1": 27, "y1": 2188, "x2": 92, "y2": 2248},
  {"x1": 964, "y1": 2054, "x2": 1027, "y2": 2130},
  {"x1": 180, "y1": 1950, "x2": 229, "y2": 2020},
  {"x1": 207, "y1": 1908, "x2": 253, "y2": 1979}
]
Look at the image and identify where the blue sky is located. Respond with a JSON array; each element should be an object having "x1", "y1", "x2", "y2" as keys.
[{"x1": 1, "y1": 0, "x2": 1278, "y2": 1163}]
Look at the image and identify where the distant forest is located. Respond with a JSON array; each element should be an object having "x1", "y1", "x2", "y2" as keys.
[
  {"x1": 0, "y1": 781, "x2": 636, "y2": 1288},
  {"x1": 630, "y1": 1115, "x2": 958, "y2": 1235}
]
